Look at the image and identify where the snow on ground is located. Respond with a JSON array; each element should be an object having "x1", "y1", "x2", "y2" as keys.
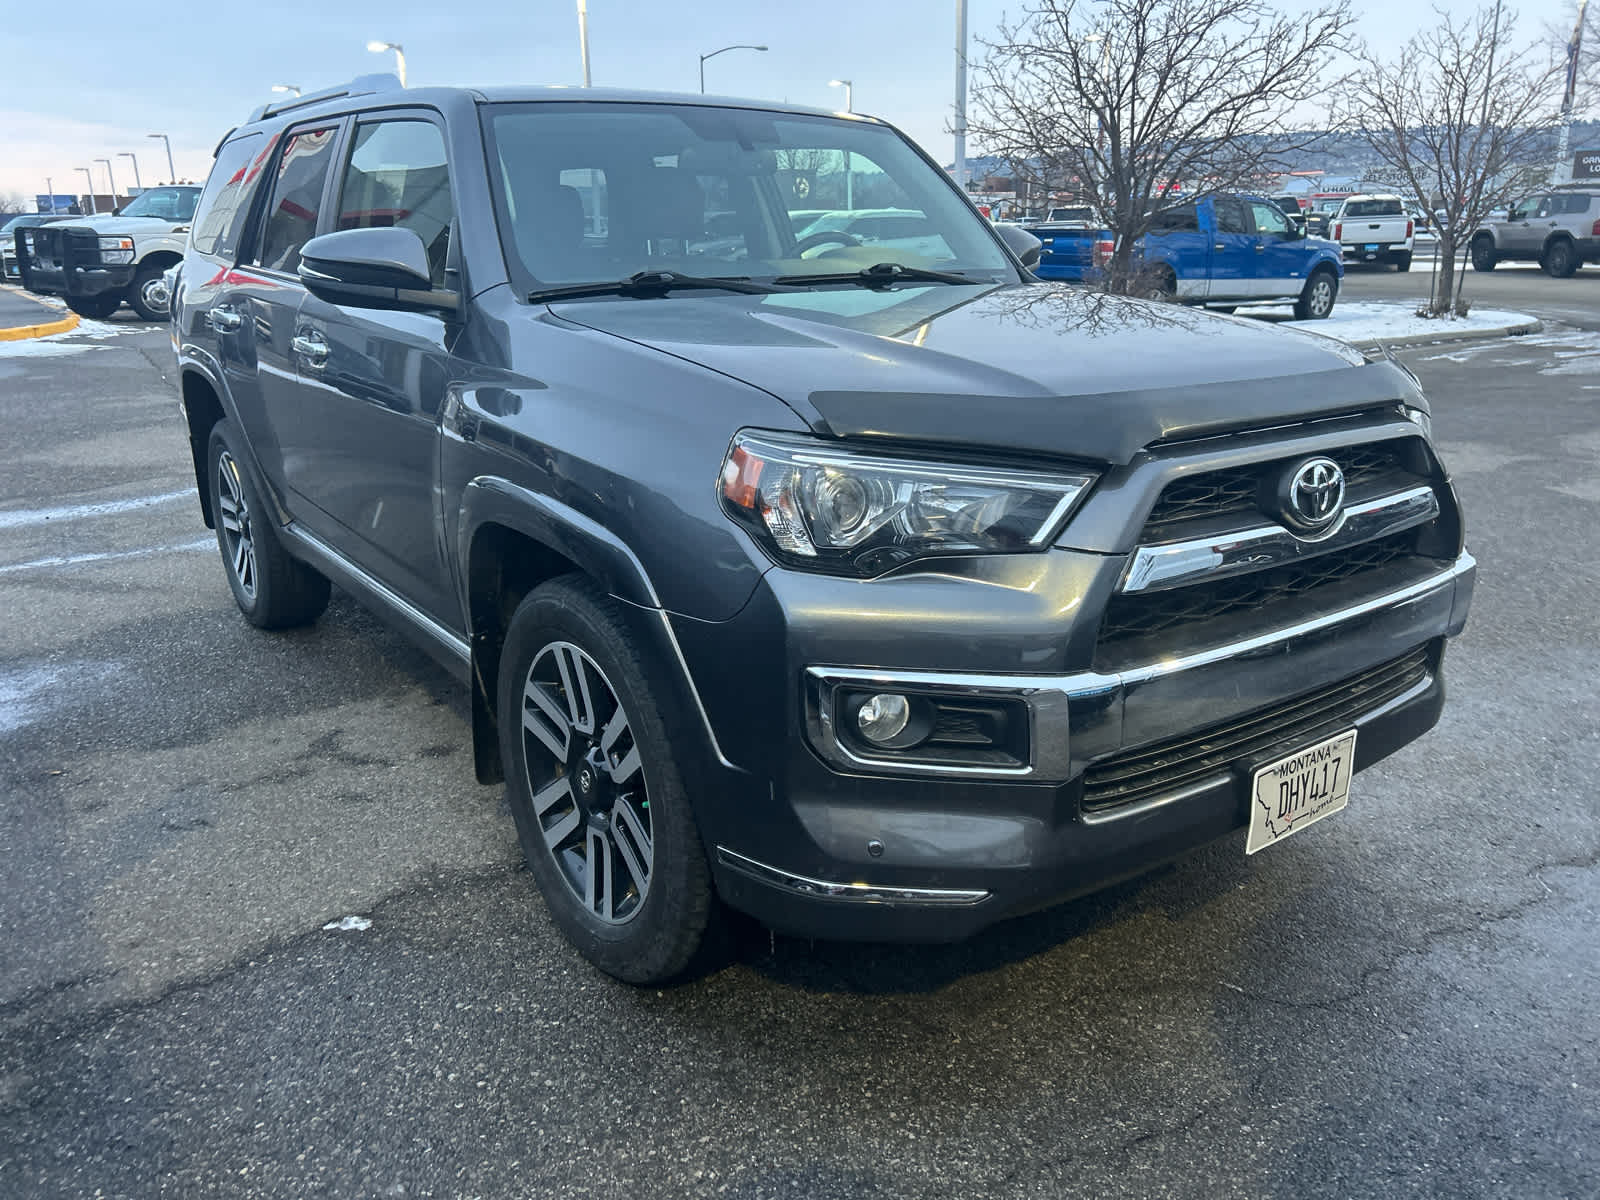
[{"x1": 1241, "y1": 300, "x2": 1536, "y2": 344}]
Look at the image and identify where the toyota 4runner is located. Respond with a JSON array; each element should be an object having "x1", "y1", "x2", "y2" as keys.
[{"x1": 170, "y1": 77, "x2": 1475, "y2": 983}]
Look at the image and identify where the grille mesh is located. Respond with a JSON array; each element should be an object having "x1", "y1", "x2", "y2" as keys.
[{"x1": 1080, "y1": 645, "x2": 1432, "y2": 813}]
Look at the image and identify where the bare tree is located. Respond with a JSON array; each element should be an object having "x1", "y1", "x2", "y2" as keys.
[
  {"x1": 969, "y1": 0, "x2": 1355, "y2": 290},
  {"x1": 1339, "y1": 4, "x2": 1559, "y2": 316},
  {"x1": 0, "y1": 194, "x2": 26, "y2": 216}
]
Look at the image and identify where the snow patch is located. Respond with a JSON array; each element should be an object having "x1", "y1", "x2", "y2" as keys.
[{"x1": 322, "y1": 916, "x2": 373, "y2": 932}]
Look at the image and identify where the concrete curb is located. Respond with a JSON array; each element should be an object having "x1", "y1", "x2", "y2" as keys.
[
  {"x1": 1341, "y1": 317, "x2": 1543, "y2": 351},
  {"x1": 0, "y1": 311, "x2": 80, "y2": 342}
]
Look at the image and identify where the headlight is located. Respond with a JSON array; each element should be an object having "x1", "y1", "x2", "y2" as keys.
[
  {"x1": 720, "y1": 431, "x2": 1096, "y2": 576},
  {"x1": 98, "y1": 236, "x2": 134, "y2": 264}
]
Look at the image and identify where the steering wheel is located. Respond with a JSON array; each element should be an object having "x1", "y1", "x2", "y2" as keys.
[{"x1": 794, "y1": 230, "x2": 863, "y2": 256}]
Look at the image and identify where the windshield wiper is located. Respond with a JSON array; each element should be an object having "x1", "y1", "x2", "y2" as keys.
[
  {"x1": 774, "y1": 261, "x2": 981, "y2": 288},
  {"x1": 529, "y1": 270, "x2": 787, "y2": 303}
]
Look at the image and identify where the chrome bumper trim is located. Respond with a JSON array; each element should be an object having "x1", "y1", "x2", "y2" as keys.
[
  {"x1": 716, "y1": 847, "x2": 991, "y2": 906},
  {"x1": 1120, "y1": 485, "x2": 1440, "y2": 594}
]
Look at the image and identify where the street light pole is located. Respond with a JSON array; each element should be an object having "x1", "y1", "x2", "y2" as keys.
[
  {"x1": 118, "y1": 152, "x2": 142, "y2": 194},
  {"x1": 829, "y1": 79, "x2": 854, "y2": 209},
  {"x1": 95, "y1": 157, "x2": 119, "y2": 208},
  {"x1": 76, "y1": 167, "x2": 96, "y2": 215},
  {"x1": 577, "y1": 0, "x2": 592, "y2": 86},
  {"x1": 367, "y1": 41, "x2": 407, "y2": 86},
  {"x1": 44, "y1": 177, "x2": 55, "y2": 213},
  {"x1": 148, "y1": 134, "x2": 175, "y2": 184},
  {"x1": 954, "y1": 0, "x2": 968, "y2": 193},
  {"x1": 699, "y1": 43, "x2": 767, "y2": 93}
]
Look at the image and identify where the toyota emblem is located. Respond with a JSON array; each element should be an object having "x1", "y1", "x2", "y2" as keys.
[{"x1": 1278, "y1": 457, "x2": 1346, "y2": 533}]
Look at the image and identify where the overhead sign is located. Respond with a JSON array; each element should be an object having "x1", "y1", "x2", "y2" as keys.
[
  {"x1": 1573, "y1": 149, "x2": 1600, "y2": 179},
  {"x1": 34, "y1": 193, "x2": 79, "y2": 213}
]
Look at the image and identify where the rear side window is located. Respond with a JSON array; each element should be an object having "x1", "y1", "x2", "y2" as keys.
[
  {"x1": 1215, "y1": 198, "x2": 1250, "y2": 234},
  {"x1": 1148, "y1": 204, "x2": 1198, "y2": 233},
  {"x1": 191, "y1": 134, "x2": 267, "y2": 259},
  {"x1": 1563, "y1": 193, "x2": 1592, "y2": 215},
  {"x1": 256, "y1": 124, "x2": 340, "y2": 274},
  {"x1": 335, "y1": 120, "x2": 453, "y2": 287}
]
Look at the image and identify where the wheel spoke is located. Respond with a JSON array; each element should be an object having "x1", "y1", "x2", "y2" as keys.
[
  {"x1": 611, "y1": 801, "x2": 651, "y2": 894},
  {"x1": 556, "y1": 645, "x2": 596, "y2": 735},
  {"x1": 585, "y1": 827, "x2": 614, "y2": 919},
  {"x1": 599, "y1": 708, "x2": 640, "y2": 783},
  {"x1": 523, "y1": 679, "x2": 571, "y2": 760},
  {"x1": 241, "y1": 546, "x2": 256, "y2": 591},
  {"x1": 542, "y1": 804, "x2": 582, "y2": 851},
  {"x1": 232, "y1": 538, "x2": 249, "y2": 581},
  {"x1": 530, "y1": 775, "x2": 573, "y2": 817}
]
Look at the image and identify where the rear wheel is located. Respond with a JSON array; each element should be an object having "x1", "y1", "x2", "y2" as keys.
[
  {"x1": 498, "y1": 577, "x2": 715, "y2": 984},
  {"x1": 1543, "y1": 239, "x2": 1578, "y2": 278},
  {"x1": 65, "y1": 294, "x2": 120, "y2": 320},
  {"x1": 1140, "y1": 267, "x2": 1176, "y2": 302},
  {"x1": 128, "y1": 262, "x2": 171, "y2": 321},
  {"x1": 1470, "y1": 236, "x2": 1497, "y2": 272},
  {"x1": 207, "y1": 419, "x2": 330, "y2": 629},
  {"x1": 1294, "y1": 267, "x2": 1337, "y2": 320}
]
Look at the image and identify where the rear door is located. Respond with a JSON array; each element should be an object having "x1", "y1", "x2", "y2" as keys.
[
  {"x1": 1205, "y1": 196, "x2": 1256, "y2": 299},
  {"x1": 290, "y1": 112, "x2": 460, "y2": 622},
  {"x1": 1141, "y1": 203, "x2": 1209, "y2": 296}
]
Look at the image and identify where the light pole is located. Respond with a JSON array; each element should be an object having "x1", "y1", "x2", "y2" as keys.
[
  {"x1": 148, "y1": 134, "x2": 175, "y2": 185},
  {"x1": 954, "y1": 0, "x2": 968, "y2": 193},
  {"x1": 271, "y1": 84, "x2": 302, "y2": 97},
  {"x1": 44, "y1": 176, "x2": 55, "y2": 213},
  {"x1": 76, "y1": 166, "x2": 96, "y2": 215},
  {"x1": 829, "y1": 79, "x2": 854, "y2": 209},
  {"x1": 699, "y1": 43, "x2": 766, "y2": 93},
  {"x1": 95, "y1": 157, "x2": 119, "y2": 208},
  {"x1": 118, "y1": 152, "x2": 142, "y2": 194},
  {"x1": 367, "y1": 41, "x2": 407, "y2": 86},
  {"x1": 577, "y1": 0, "x2": 591, "y2": 86}
]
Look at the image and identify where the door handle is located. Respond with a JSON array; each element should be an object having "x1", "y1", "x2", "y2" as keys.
[
  {"x1": 1254, "y1": 243, "x2": 1266, "y2": 253},
  {"x1": 1214, "y1": 243, "x2": 1226, "y2": 252},
  {"x1": 208, "y1": 306, "x2": 242, "y2": 333},
  {"x1": 292, "y1": 334, "x2": 330, "y2": 368}
]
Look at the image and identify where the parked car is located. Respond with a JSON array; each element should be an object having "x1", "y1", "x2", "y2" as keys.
[
  {"x1": 1331, "y1": 195, "x2": 1415, "y2": 271},
  {"x1": 16, "y1": 184, "x2": 201, "y2": 319},
  {"x1": 791, "y1": 208, "x2": 953, "y2": 260},
  {"x1": 1269, "y1": 194, "x2": 1307, "y2": 234},
  {"x1": 2, "y1": 213, "x2": 80, "y2": 283},
  {"x1": 1469, "y1": 185, "x2": 1600, "y2": 276},
  {"x1": 172, "y1": 78, "x2": 1473, "y2": 984}
]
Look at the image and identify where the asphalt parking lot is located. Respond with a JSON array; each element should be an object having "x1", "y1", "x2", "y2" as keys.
[{"x1": 1, "y1": 276, "x2": 1596, "y2": 1199}]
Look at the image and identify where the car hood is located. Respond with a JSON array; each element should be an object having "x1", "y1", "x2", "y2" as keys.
[
  {"x1": 53, "y1": 216, "x2": 183, "y2": 236},
  {"x1": 549, "y1": 282, "x2": 1419, "y2": 465}
]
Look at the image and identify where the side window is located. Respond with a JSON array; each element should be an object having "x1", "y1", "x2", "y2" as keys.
[
  {"x1": 1566, "y1": 193, "x2": 1592, "y2": 215},
  {"x1": 256, "y1": 124, "x2": 340, "y2": 274},
  {"x1": 1148, "y1": 204, "x2": 1199, "y2": 233},
  {"x1": 336, "y1": 119, "x2": 454, "y2": 287},
  {"x1": 191, "y1": 134, "x2": 265, "y2": 259},
  {"x1": 1215, "y1": 198, "x2": 1250, "y2": 235},
  {"x1": 1249, "y1": 201, "x2": 1292, "y2": 237}
]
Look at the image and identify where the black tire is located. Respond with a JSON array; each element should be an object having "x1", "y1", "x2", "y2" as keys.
[
  {"x1": 128, "y1": 261, "x2": 171, "y2": 321},
  {"x1": 1471, "y1": 236, "x2": 1497, "y2": 272},
  {"x1": 1294, "y1": 267, "x2": 1338, "y2": 320},
  {"x1": 1393, "y1": 252, "x2": 1412, "y2": 272},
  {"x1": 1543, "y1": 239, "x2": 1578, "y2": 278},
  {"x1": 65, "y1": 294, "x2": 120, "y2": 320},
  {"x1": 498, "y1": 577, "x2": 715, "y2": 984},
  {"x1": 207, "y1": 419, "x2": 330, "y2": 629},
  {"x1": 1140, "y1": 267, "x2": 1176, "y2": 302}
]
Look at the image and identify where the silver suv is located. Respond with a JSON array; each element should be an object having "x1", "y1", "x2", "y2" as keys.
[{"x1": 1470, "y1": 185, "x2": 1600, "y2": 277}]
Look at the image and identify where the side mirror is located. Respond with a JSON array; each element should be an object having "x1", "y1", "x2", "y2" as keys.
[
  {"x1": 995, "y1": 221, "x2": 1043, "y2": 269},
  {"x1": 298, "y1": 227, "x2": 458, "y2": 313}
]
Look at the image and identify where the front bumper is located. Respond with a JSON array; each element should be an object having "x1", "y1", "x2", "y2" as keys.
[
  {"x1": 22, "y1": 262, "x2": 134, "y2": 299},
  {"x1": 16, "y1": 227, "x2": 134, "y2": 298},
  {"x1": 676, "y1": 548, "x2": 1475, "y2": 942}
]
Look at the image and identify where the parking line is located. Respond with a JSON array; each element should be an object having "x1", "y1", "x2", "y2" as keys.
[
  {"x1": 0, "y1": 489, "x2": 194, "y2": 531},
  {"x1": 0, "y1": 537, "x2": 213, "y2": 575}
]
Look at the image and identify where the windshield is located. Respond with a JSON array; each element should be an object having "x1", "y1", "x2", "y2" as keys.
[
  {"x1": 483, "y1": 102, "x2": 1012, "y2": 290},
  {"x1": 118, "y1": 186, "x2": 201, "y2": 221}
]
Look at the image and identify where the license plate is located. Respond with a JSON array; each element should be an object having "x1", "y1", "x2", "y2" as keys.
[
  {"x1": 1245, "y1": 729, "x2": 1357, "y2": 855},
  {"x1": 1364, "y1": 243, "x2": 1380, "y2": 251}
]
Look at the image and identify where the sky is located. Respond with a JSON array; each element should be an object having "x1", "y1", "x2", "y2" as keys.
[{"x1": 0, "y1": 0, "x2": 1584, "y2": 206}]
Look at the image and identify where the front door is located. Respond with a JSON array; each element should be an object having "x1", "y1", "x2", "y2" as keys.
[
  {"x1": 1247, "y1": 198, "x2": 1308, "y2": 301},
  {"x1": 289, "y1": 115, "x2": 460, "y2": 623}
]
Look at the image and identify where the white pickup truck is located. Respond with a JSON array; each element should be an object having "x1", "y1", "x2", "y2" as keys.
[
  {"x1": 1332, "y1": 194, "x2": 1415, "y2": 272},
  {"x1": 15, "y1": 185, "x2": 199, "y2": 320}
]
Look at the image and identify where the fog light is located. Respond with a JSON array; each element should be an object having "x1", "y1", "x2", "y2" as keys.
[{"x1": 857, "y1": 693, "x2": 911, "y2": 744}]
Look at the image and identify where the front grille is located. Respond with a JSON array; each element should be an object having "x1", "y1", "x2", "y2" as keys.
[
  {"x1": 1079, "y1": 645, "x2": 1433, "y2": 813},
  {"x1": 1143, "y1": 442, "x2": 1412, "y2": 535},
  {"x1": 1098, "y1": 531, "x2": 1418, "y2": 644}
]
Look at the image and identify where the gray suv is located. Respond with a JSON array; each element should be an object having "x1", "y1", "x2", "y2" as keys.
[
  {"x1": 170, "y1": 76, "x2": 1475, "y2": 983},
  {"x1": 1471, "y1": 185, "x2": 1600, "y2": 276}
]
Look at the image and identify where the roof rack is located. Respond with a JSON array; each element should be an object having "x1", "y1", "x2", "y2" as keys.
[{"x1": 245, "y1": 73, "x2": 403, "y2": 124}]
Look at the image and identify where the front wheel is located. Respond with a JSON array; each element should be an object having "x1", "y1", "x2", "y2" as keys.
[
  {"x1": 66, "y1": 294, "x2": 120, "y2": 320},
  {"x1": 1470, "y1": 237, "x2": 1497, "y2": 272},
  {"x1": 1294, "y1": 268, "x2": 1338, "y2": 320},
  {"x1": 498, "y1": 577, "x2": 715, "y2": 984},
  {"x1": 128, "y1": 262, "x2": 172, "y2": 321},
  {"x1": 207, "y1": 419, "x2": 330, "y2": 629}
]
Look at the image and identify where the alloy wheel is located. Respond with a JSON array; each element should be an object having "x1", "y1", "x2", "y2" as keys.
[
  {"x1": 215, "y1": 449, "x2": 257, "y2": 601},
  {"x1": 1309, "y1": 277, "x2": 1334, "y2": 318},
  {"x1": 139, "y1": 275, "x2": 170, "y2": 316},
  {"x1": 520, "y1": 641, "x2": 653, "y2": 924}
]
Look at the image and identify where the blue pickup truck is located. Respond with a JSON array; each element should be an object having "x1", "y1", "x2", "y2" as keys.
[{"x1": 1030, "y1": 194, "x2": 1344, "y2": 319}]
